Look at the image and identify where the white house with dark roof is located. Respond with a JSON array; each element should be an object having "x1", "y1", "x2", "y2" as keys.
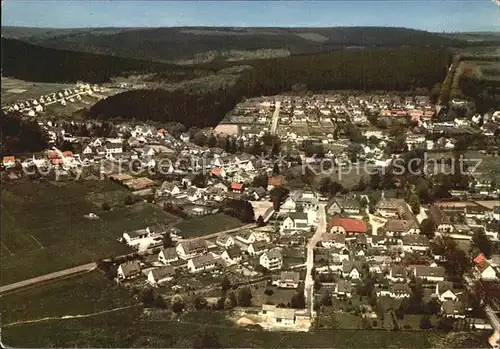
[
  {"x1": 435, "y1": 281, "x2": 458, "y2": 302},
  {"x1": 248, "y1": 240, "x2": 270, "y2": 256},
  {"x1": 147, "y1": 266, "x2": 175, "y2": 286},
  {"x1": 158, "y1": 247, "x2": 179, "y2": 265},
  {"x1": 260, "y1": 248, "x2": 283, "y2": 271},
  {"x1": 280, "y1": 212, "x2": 310, "y2": 234},
  {"x1": 216, "y1": 234, "x2": 235, "y2": 249},
  {"x1": 117, "y1": 261, "x2": 141, "y2": 280},
  {"x1": 176, "y1": 239, "x2": 208, "y2": 259},
  {"x1": 333, "y1": 279, "x2": 353, "y2": 298},
  {"x1": 413, "y1": 266, "x2": 445, "y2": 283},
  {"x1": 188, "y1": 254, "x2": 216, "y2": 273},
  {"x1": 235, "y1": 228, "x2": 256, "y2": 245},
  {"x1": 321, "y1": 233, "x2": 346, "y2": 249},
  {"x1": 122, "y1": 227, "x2": 151, "y2": 246},
  {"x1": 401, "y1": 235, "x2": 430, "y2": 253},
  {"x1": 221, "y1": 246, "x2": 243, "y2": 265}
]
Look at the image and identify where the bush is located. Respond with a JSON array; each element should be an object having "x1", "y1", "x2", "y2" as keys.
[
  {"x1": 372, "y1": 320, "x2": 378, "y2": 327},
  {"x1": 264, "y1": 288, "x2": 274, "y2": 296},
  {"x1": 403, "y1": 325, "x2": 412, "y2": 329},
  {"x1": 102, "y1": 203, "x2": 111, "y2": 211}
]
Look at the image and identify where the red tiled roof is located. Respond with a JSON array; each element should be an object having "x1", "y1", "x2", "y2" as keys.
[
  {"x1": 329, "y1": 217, "x2": 367, "y2": 233},
  {"x1": 231, "y1": 183, "x2": 243, "y2": 190},
  {"x1": 2, "y1": 156, "x2": 15, "y2": 164},
  {"x1": 268, "y1": 176, "x2": 284, "y2": 187},
  {"x1": 211, "y1": 168, "x2": 223, "y2": 176},
  {"x1": 51, "y1": 158, "x2": 63, "y2": 165},
  {"x1": 62, "y1": 151, "x2": 73, "y2": 157},
  {"x1": 47, "y1": 150, "x2": 61, "y2": 159}
]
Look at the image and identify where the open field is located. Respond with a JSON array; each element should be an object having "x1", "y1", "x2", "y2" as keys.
[
  {"x1": 174, "y1": 213, "x2": 244, "y2": 238},
  {"x1": 251, "y1": 287, "x2": 298, "y2": 307},
  {"x1": 1, "y1": 180, "x2": 177, "y2": 285},
  {"x1": 2, "y1": 307, "x2": 490, "y2": 348},
  {"x1": 1, "y1": 270, "x2": 136, "y2": 325},
  {"x1": 1, "y1": 77, "x2": 75, "y2": 104}
]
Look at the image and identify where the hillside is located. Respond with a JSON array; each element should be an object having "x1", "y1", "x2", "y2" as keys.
[
  {"x1": 1, "y1": 37, "x2": 206, "y2": 83},
  {"x1": 2, "y1": 26, "x2": 465, "y2": 64},
  {"x1": 89, "y1": 47, "x2": 451, "y2": 128}
]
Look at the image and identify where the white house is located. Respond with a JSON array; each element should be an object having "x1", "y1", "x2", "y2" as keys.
[
  {"x1": 259, "y1": 248, "x2": 283, "y2": 271},
  {"x1": 216, "y1": 234, "x2": 235, "y2": 249},
  {"x1": 247, "y1": 241, "x2": 270, "y2": 256},
  {"x1": 389, "y1": 284, "x2": 412, "y2": 298},
  {"x1": 158, "y1": 247, "x2": 179, "y2": 265},
  {"x1": 176, "y1": 239, "x2": 208, "y2": 259},
  {"x1": 333, "y1": 279, "x2": 353, "y2": 299},
  {"x1": 159, "y1": 181, "x2": 181, "y2": 196},
  {"x1": 147, "y1": 266, "x2": 175, "y2": 286},
  {"x1": 187, "y1": 254, "x2": 216, "y2": 273},
  {"x1": 235, "y1": 228, "x2": 256, "y2": 245},
  {"x1": 342, "y1": 261, "x2": 362, "y2": 280},
  {"x1": 321, "y1": 233, "x2": 346, "y2": 249},
  {"x1": 280, "y1": 212, "x2": 310, "y2": 234},
  {"x1": 122, "y1": 227, "x2": 151, "y2": 246},
  {"x1": 221, "y1": 246, "x2": 243, "y2": 265},
  {"x1": 260, "y1": 305, "x2": 296, "y2": 326},
  {"x1": 401, "y1": 235, "x2": 430, "y2": 253},
  {"x1": 435, "y1": 281, "x2": 458, "y2": 303},
  {"x1": 117, "y1": 261, "x2": 141, "y2": 280},
  {"x1": 413, "y1": 266, "x2": 445, "y2": 283}
]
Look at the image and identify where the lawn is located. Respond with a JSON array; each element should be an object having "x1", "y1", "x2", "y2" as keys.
[
  {"x1": 251, "y1": 286, "x2": 297, "y2": 307},
  {"x1": 2, "y1": 309, "x2": 490, "y2": 348},
  {"x1": 1, "y1": 270, "x2": 137, "y2": 325},
  {"x1": 174, "y1": 213, "x2": 244, "y2": 238},
  {"x1": 1, "y1": 180, "x2": 177, "y2": 285}
]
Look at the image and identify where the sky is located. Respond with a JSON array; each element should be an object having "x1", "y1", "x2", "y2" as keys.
[{"x1": 2, "y1": 0, "x2": 499, "y2": 33}]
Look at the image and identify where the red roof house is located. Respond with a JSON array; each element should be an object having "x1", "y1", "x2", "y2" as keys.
[
  {"x1": 231, "y1": 183, "x2": 243, "y2": 192},
  {"x1": 62, "y1": 150, "x2": 73, "y2": 157},
  {"x1": 329, "y1": 217, "x2": 367, "y2": 235}
]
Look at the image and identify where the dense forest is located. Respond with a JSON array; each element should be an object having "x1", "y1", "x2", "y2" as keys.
[
  {"x1": 3, "y1": 26, "x2": 466, "y2": 63},
  {"x1": 459, "y1": 75, "x2": 500, "y2": 113},
  {"x1": 1, "y1": 111, "x2": 49, "y2": 156},
  {"x1": 1, "y1": 38, "x2": 207, "y2": 83},
  {"x1": 89, "y1": 47, "x2": 451, "y2": 127}
]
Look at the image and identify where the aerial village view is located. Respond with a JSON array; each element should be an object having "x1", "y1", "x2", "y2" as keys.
[{"x1": 1, "y1": 1, "x2": 499, "y2": 348}]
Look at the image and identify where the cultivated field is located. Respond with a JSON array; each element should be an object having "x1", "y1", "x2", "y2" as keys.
[
  {"x1": 174, "y1": 213, "x2": 244, "y2": 238},
  {"x1": 1, "y1": 77, "x2": 75, "y2": 104},
  {"x1": 1, "y1": 180, "x2": 177, "y2": 285},
  {"x1": 1, "y1": 270, "x2": 137, "y2": 325}
]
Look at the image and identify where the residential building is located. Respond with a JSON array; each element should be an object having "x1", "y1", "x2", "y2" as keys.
[
  {"x1": 376, "y1": 198, "x2": 406, "y2": 218},
  {"x1": 329, "y1": 217, "x2": 367, "y2": 236},
  {"x1": 342, "y1": 261, "x2": 362, "y2": 280},
  {"x1": 441, "y1": 300, "x2": 466, "y2": 319},
  {"x1": 401, "y1": 235, "x2": 430, "y2": 253},
  {"x1": 247, "y1": 241, "x2": 270, "y2": 256},
  {"x1": 390, "y1": 283, "x2": 412, "y2": 298},
  {"x1": 280, "y1": 212, "x2": 310, "y2": 234},
  {"x1": 260, "y1": 305, "x2": 296, "y2": 326},
  {"x1": 260, "y1": 248, "x2": 283, "y2": 271},
  {"x1": 176, "y1": 239, "x2": 208, "y2": 259},
  {"x1": 122, "y1": 227, "x2": 151, "y2": 246},
  {"x1": 327, "y1": 197, "x2": 361, "y2": 216},
  {"x1": 187, "y1": 254, "x2": 217, "y2": 273},
  {"x1": 384, "y1": 219, "x2": 419, "y2": 237},
  {"x1": 235, "y1": 228, "x2": 256, "y2": 245},
  {"x1": 333, "y1": 279, "x2": 353, "y2": 298},
  {"x1": 321, "y1": 233, "x2": 346, "y2": 249},
  {"x1": 413, "y1": 266, "x2": 446, "y2": 283},
  {"x1": 117, "y1": 261, "x2": 141, "y2": 280},
  {"x1": 147, "y1": 266, "x2": 175, "y2": 286},
  {"x1": 277, "y1": 271, "x2": 300, "y2": 288},
  {"x1": 221, "y1": 246, "x2": 243, "y2": 265},
  {"x1": 435, "y1": 281, "x2": 458, "y2": 303},
  {"x1": 216, "y1": 234, "x2": 235, "y2": 249},
  {"x1": 158, "y1": 247, "x2": 179, "y2": 265}
]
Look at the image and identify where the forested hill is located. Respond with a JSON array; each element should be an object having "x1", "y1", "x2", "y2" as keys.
[
  {"x1": 1, "y1": 38, "x2": 203, "y2": 83},
  {"x1": 3, "y1": 26, "x2": 465, "y2": 63},
  {"x1": 89, "y1": 47, "x2": 452, "y2": 128}
]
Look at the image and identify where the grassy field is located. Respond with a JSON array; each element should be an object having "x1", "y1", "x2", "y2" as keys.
[
  {"x1": 174, "y1": 213, "x2": 244, "y2": 238},
  {"x1": 251, "y1": 287, "x2": 297, "y2": 307},
  {"x1": 1, "y1": 270, "x2": 137, "y2": 325},
  {"x1": 1, "y1": 180, "x2": 177, "y2": 285},
  {"x1": 2, "y1": 308, "x2": 490, "y2": 348},
  {"x1": 1, "y1": 77, "x2": 75, "y2": 104}
]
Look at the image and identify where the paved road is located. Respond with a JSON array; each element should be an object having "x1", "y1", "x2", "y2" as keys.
[
  {"x1": 270, "y1": 100, "x2": 281, "y2": 134},
  {"x1": 0, "y1": 262, "x2": 97, "y2": 294},
  {"x1": 304, "y1": 204, "x2": 326, "y2": 316}
]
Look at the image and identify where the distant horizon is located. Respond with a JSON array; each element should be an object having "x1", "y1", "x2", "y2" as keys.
[
  {"x1": 2, "y1": 1, "x2": 499, "y2": 33},
  {"x1": 1, "y1": 24, "x2": 498, "y2": 35}
]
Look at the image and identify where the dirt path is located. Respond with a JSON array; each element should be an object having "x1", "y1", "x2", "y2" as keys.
[{"x1": 2, "y1": 304, "x2": 141, "y2": 327}]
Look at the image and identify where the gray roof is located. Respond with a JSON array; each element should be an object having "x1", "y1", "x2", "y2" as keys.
[
  {"x1": 190, "y1": 254, "x2": 216, "y2": 268},
  {"x1": 436, "y1": 281, "x2": 454, "y2": 296},
  {"x1": 402, "y1": 235, "x2": 430, "y2": 246},
  {"x1": 119, "y1": 261, "x2": 141, "y2": 277},
  {"x1": 414, "y1": 266, "x2": 445, "y2": 278},
  {"x1": 126, "y1": 228, "x2": 149, "y2": 239},
  {"x1": 150, "y1": 266, "x2": 175, "y2": 280},
  {"x1": 280, "y1": 271, "x2": 300, "y2": 282},
  {"x1": 264, "y1": 248, "x2": 282, "y2": 260},
  {"x1": 182, "y1": 239, "x2": 208, "y2": 254},
  {"x1": 288, "y1": 212, "x2": 308, "y2": 221},
  {"x1": 225, "y1": 246, "x2": 242, "y2": 259},
  {"x1": 160, "y1": 247, "x2": 178, "y2": 261},
  {"x1": 390, "y1": 283, "x2": 412, "y2": 294},
  {"x1": 336, "y1": 279, "x2": 352, "y2": 293}
]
